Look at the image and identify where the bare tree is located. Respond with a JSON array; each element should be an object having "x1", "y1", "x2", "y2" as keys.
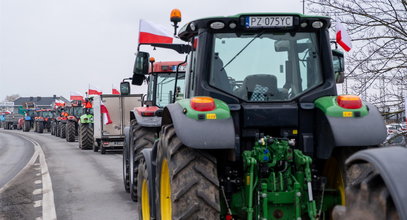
[
  {"x1": 308, "y1": 0, "x2": 407, "y2": 111},
  {"x1": 4, "y1": 94, "x2": 20, "y2": 102}
]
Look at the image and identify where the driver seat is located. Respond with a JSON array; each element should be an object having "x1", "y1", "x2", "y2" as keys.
[{"x1": 239, "y1": 74, "x2": 279, "y2": 101}]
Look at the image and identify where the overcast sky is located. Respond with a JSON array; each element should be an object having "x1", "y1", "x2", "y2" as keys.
[{"x1": 0, "y1": 0, "x2": 304, "y2": 101}]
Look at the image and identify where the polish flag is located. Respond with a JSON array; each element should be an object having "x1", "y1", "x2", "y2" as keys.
[
  {"x1": 70, "y1": 91, "x2": 84, "y2": 101},
  {"x1": 101, "y1": 103, "x2": 112, "y2": 125},
  {"x1": 336, "y1": 23, "x2": 352, "y2": 52},
  {"x1": 54, "y1": 99, "x2": 65, "y2": 107},
  {"x1": 112, "y1": 85, "x2": 120, "y2": 95},
  {"x1": 139, "y1": 19, "x2": 173, "y2": 44},
  {"x1": 88, "y1": 84, "x2": 102, "y2": 95}
]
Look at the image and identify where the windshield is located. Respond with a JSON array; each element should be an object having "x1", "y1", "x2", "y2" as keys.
[
  {"x1": 147, "y1": 73, "x2": 185, "y2": 107},
  {"x1": 210, "y1": 32, "x2": 322, "y2": 102},
  {"x1": 41, "y1": 111, "x2": 54, "y2": 118}
]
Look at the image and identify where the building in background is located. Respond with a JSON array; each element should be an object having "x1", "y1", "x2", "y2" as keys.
[{"x1": 13, "y1": 95, "x2": 69, "y2": 113}]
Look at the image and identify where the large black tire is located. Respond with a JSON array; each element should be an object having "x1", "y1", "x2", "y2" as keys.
[
  {"x1": 38, "y1": 122, "x2": 44, "y2": 133},
  {"x1": 55, "y1": 122, "x2": 61, "y2": 137},
  {"x1": 332, "y1": 162, "x2": 399, "y2": 220},
  {"x1": 130, "y1": 120, "x2": 156, "y2": 202},
  {"x1": 50, "y1": 122, "x2": 55, "y2": 135},
  {"x1": 23, "y1": 120, "x2": 30, "y2": 132},
  {"x1": 59, "y1": 123, "x2": 66, "y2": 138},
  {"x1": 123, "y1": 134, "x2": 130, "y2": 192},
  {"x1": 66, "y1": 121, "x2": 76, "y2": 142},
  {"x1": 137, "y1": 157, "x2": 150, "y2": 220},
  {"x1": 100, "y1": 146, "x2": 106, "y2": 154},
  {"x1": 155, "y1": 124, "x2": 220, "y2": 219},
  {"x1": 79, "y1": 123, "x2": 93, "y2": 150}
]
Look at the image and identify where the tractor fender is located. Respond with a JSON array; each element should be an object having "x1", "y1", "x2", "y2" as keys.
[
  {"x1": 162, "y1": 103, "x2": 235, "y2": 149},
  {"x1": 316, "y1": 103, "x2": 386, "y2": 159},
  {"x1": 141, "y1": 143, "x2": 158, "y2": 219},
  {"x1": 130, "y1": 110, "x2": 161, "y2": 127},
  {"x1": 346, "y1": 147, "x2": 407, "y2": 220}
]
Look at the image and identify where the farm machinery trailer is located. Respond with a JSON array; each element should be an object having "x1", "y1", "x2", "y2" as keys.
[
  {"x1": 128, "y1": 11, "x2": 407, "y2": 220},
  {"x1": 122, "y1": 60, "x2": 186, "y2": 200}
]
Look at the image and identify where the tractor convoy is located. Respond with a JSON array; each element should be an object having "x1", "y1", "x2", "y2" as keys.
[{"x1": 3, "y1": 10, "x2": 407, "y2": 220}]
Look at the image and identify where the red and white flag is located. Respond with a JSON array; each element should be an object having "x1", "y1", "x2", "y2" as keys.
[
  {"x1": 139, "y1": 19, "x2": 173, "y2": 44},
  {"x1": 336, "y1": 23, "x2": 352, "y2": 52},
  {"x1": 54, "y1": 99, "x2": 65, "y2": 107},
  {"x1": 88, "y1": 84, "x2": 102, "y2": 95},
  {"x1": 101, "y1": 103, "x2": 112, "y2": 125},
  {"x1": 70, "y1": 91, "x2": 84, "y2": 101},
  {"x1": 112, "y1": 85, "x2": 120, "y2": 95}
]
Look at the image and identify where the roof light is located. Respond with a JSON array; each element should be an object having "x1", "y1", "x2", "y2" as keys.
[
  {"x1": 170, "y1": 9, "x2": 181, "y2": 23},
  {"x1": 189, "y1": 22, "x2": 196, "y2": 31},
  {"x1": 337, "y1": 95, "x2": 362, "y2": 109},
  {"x1": 229, "y1": 22, "x2": 237, "y2": 29},
  {"x1": 190, "y1": 97, "x2": 216, "y2": 112},
  {"x1": 149, "y1": 57, "x2": 155, "y2": 63},
  {"x1": 210, "y1": 22, "x2": 225, "y2": 30},
  {"x1": 312, "y1": 21, "x2": 323, "y2": 28}
]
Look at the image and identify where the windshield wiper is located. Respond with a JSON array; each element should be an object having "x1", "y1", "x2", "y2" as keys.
[{"x1": 220, "y1": 31, "x2": 265, "y2": 71}]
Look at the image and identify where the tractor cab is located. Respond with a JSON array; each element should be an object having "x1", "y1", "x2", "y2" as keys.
[{"x1": 145, "y1": 60, "x2": 186, "y2": 107}]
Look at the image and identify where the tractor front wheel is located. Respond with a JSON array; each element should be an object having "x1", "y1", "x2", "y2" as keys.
[
  {"x1": 332, "y1": 162, "x2": 399, "y2": 220},
  {"x1": 66, "y1": 121, "x2": 76, "y2": 142},
  {"x1": 38, "y1": 122, "x2": 44, "y2": 133},
  {"x1": 23, "y1": 120, "x2": 30, "y2": 132},
  {"x1": 155, "y1": 124, "x2": 220, "y2": 219},
  {"x1": 59, "y1": 123, "x2": 66, "y2": 138},
  {"x1": 137, "y1": 157, "x2": 151, "y2": 220},
  {"x1": 130, "y1": 120, "x2": 156, "y2": 202},
  {"x1": 79, "y1": 123, "x2": 93, "y2": 150}
]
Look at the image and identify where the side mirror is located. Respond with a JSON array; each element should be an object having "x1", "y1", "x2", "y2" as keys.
[
  {"x1": 132, "y1": 51, "x2": 149, "y2": 85},
  {"x1": 120, "y1": 82, "x2": 131, "y2": 95},
  {"x1": 274, "y1": 40, "x2": 290, "y2": 52},
  {"x1": 332, "y1": 49, "x2": 345, "y2": 83}
]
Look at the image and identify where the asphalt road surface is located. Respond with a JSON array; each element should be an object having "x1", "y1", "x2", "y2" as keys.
[{"x1": 0, "y1": 130, "x2": 137, "y2": 220}]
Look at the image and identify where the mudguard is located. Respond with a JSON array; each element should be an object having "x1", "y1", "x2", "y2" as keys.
[
  {"x1": 163, "y1": 103, "x2": 235, "y2": 149},
  {"x1": 131, "y1": 110, "x2": 161, "y2": 127},
  {"x1": 346, "y1": 147, "x2": 407, "y2": 220},
  {"x1": 140, "y1": 145, "x2": 158, "y2": 219},
  {"x1": 316, "y1": 103, "x2": 386, "y2": 159}
]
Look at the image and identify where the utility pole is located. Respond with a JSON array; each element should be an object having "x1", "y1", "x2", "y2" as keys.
[{"x1": 302, "y1": 0, "x2": 305, "y2": 14}]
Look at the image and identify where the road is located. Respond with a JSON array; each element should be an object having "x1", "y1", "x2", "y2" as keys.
[{"x1": 0, "y1": 130, "x2": 137, "y2": 220}]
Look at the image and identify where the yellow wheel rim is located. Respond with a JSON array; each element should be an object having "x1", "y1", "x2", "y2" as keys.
[
  {"x1": 160, "y1": 159, "x2": 172, "y2": 220},
  {"x1": 141, "y1": 179, "x2": 150, "y2": 220}
]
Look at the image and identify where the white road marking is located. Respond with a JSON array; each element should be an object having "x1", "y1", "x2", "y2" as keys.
[
  {"x1": 33, "y1": 200, "x2": 42, "y2": 208},
  {"x1": 0, "y1": 133, "x2": 57, "y2": 220},
  {"x1": 35, "y1": 180, "x2": 42, "y2": 184},
  {"x1": 33, "y1": 188, "x2": 42, "y2": 195}
]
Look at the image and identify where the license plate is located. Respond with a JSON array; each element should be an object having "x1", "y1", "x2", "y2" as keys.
[{"x1": 245, "y1": 16, "x2": 293, "y2": 28}]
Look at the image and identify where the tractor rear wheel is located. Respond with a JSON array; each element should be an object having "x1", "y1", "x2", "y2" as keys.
[
  {"x1": 59, "y1": 123, "x2": 66, "y2": 138},
  {"x1": 130, "y1": 120, "x2": 156, "y2": 202},
  {"x1": 155, "y1": 124, "x2": 220, "y2": 219},
  {"x1": 79, "y1": 123, "x2": 93, "y2": 150},
  {"x1": 332, "y1": 162, "x2": 399, "y2": 220},
  {"x1": 66, "y1": 121, "x2": 76, "y2": 142},
  {"x1": 137, "y1": 157, "x2": 151, "y2": 220},
  {"x1": 23, "y1": 120, "x2": 30, "y2": 132},
  {"x1": 38, "y1": 122, "x2": 44, "y2": 133}
]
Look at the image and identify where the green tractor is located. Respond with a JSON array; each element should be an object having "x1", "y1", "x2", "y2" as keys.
[
  {"x1": 78, "y1": 98, "x2": 94, "y2": 150},
  {"x1": 129, "y1": 12, "x2": 407, "y2": 220}
]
